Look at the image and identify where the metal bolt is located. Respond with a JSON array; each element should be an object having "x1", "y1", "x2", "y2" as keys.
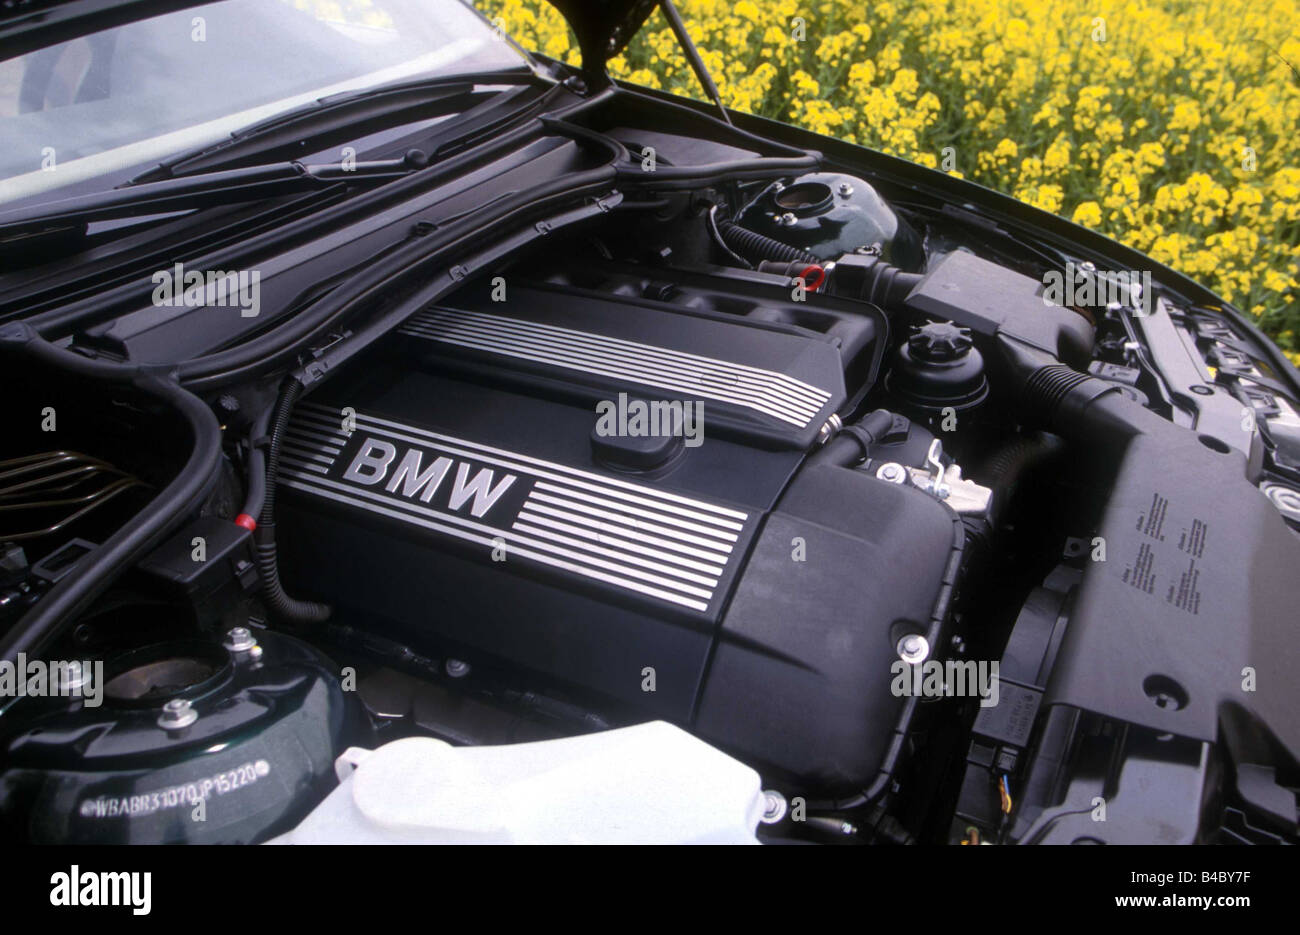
[
  {"x1": 778, "y1": 212, "x2": 797, "y2": 227},
  {"x1": 760, "y1": 790, "x2": 788, "y2": 824},
  {"x1": 445, "y1": 659, "x2": 471, "y2": 678},
  {"x1": 875, "y1": 462, "x2": 907, "y2": 484},
  {"x1": 897, "y1": 633, "x2": 930, "y2": 665},
  {"x1": 224, "y1": 626, "x2": 262, "y2": 659},
  {"x1": 158, "y1": 698, "x2": 198, "y2": 730},
  {"x1": 225, "y1": 627, "x2": 256, "y2": 651},
  {"x1": 837, "y1": 182, "x2": 854, "y2": 196}
]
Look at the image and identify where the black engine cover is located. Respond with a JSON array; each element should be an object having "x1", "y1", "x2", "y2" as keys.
[{"x1": 277, "y1": 285, "x2": 958, "y2": 791}]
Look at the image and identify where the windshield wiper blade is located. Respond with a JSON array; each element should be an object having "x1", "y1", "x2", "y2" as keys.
[
  {"x1": 0, "y1": 73, "x2": 555, "y2": 245},
  {"x1": 0, "y1": 155, "x2": 425, "y2": 240},
  {"x1": 130, "y1": 70, "x2": 540, "y2": 184}
]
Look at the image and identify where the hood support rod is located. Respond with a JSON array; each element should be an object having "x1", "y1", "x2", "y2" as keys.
[{"x1": 659, "y1": 0, "x2": 732, "y2": 125}]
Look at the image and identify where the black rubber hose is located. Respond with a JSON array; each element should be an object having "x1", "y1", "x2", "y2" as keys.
[
  {"x1": 861, "y1": 263, "x2": 922, "y2": 309},
  {"x1": 1022, "y1": 364, "x2": 1097, "y2": 419},
  {"x1": 980, "y1": 432, "x2": 1065, "y2": 487},
  {"x1": 997, "y1": 334, "x2": 1142, "y2": 447},
  {"x1": 716, "y1": 218, "x2": 817, "y2": 266},
  {"x1": 256, "y1": 378, "x2": 331, "y2": 624},
  {"x1": 0, "y1": 322, "x2": 223, "y2": 673},
  {"x1": 707, "y1": 204, "x2": 753, "y2": 269},
  {"x1": 975, "y1": 431, "x2": 1066, "y2": 527},
  {"x1": 836, "y1": 256, "x2": 922, "y2": 308},
  {"x1": 997, "y1": 335, "x2": 1123, "y2": 430},
  {"x1": 240, "y1": 402, "x2": 275, "y2": 521},
  {"x1": 810, "y1": 409, "x2": 898, "y2": 468}
]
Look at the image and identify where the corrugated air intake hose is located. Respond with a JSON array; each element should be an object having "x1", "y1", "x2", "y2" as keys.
[{"x1": 716, "y1": 218, "x2": 818, "y2": 266}]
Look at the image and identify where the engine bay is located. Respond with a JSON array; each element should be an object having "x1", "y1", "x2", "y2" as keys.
[{"x1": 3, "y1": 86, "x2": 1300, "y2": 845}]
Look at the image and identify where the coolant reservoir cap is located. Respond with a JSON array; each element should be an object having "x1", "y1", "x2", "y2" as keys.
[
  {"x1": 908, "y1": 321, "x2": 974, "y2": 362},
  {"x1": 889, "y1": 320, "x2": 989, "y2": 411}
]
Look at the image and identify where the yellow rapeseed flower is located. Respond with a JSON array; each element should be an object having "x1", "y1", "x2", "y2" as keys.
[{"x1": 479, "y1": 0, "x2": 1300, "y2": 358}]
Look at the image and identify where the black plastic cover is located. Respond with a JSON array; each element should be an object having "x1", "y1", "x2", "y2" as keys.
[
  {"x1": 1046, "y1": 397, "x2": 1300, "y2": 760},
  {"x1": 905, "y1": 250, "x2": 1096, "y2": 368},
  {"x1": 695, "y1": 461, "x2": 963, "y2": 791},
  {"x1": 277, "y1": 368, "x2": 784, "y2": 722}
]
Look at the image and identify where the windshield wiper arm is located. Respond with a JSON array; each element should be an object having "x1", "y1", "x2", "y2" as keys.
[
  {"x1": 0, "y1": 154, "x2": 426, "y2": 240},
  {"x1": 130, "y1": 70, "x2": 539, "y2": 183},
  {"x1": 0, "y1": 72, "x2": 555, "y2": 243}
]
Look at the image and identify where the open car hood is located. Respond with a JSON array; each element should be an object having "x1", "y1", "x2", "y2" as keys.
[
  {"x1": 0, "y1": 1, "x2": 221, "y2": 60},
  {"x1": 545, "y1": 0, "x2": 660, "y2": 73},
  {"x1": 3, "y1": 1, "x2": 657, "y2": 73}
]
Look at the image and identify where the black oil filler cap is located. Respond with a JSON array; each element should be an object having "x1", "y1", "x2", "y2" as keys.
[{"x1": 590, "y1": 421, "x2": 684, "y2": 472}]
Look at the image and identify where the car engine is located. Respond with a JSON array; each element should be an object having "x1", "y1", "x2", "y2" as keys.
[
  {"x1": 274, "y1": 256, "x2": 959, "y2": 795},
  {"x1": 3, "y1": 97, "x2": 1299, "y2": 846}
]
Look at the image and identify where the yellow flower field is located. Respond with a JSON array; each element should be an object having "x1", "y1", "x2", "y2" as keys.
[{"x1": 478, "y1": 0, "x2": 1300, "y2": 363}]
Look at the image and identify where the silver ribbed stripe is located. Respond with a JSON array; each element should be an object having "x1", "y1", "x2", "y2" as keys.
[
  {"x1": 281, "y1": 403, "x2": 749, "y2": 612},
  {"x1": 397, "y1": 308, "x2": 831, "y2": 428},
  {"x1": 281, "y1": 419, "x2": 347, "y2": 476}
]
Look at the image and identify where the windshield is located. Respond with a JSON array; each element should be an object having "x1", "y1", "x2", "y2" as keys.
[{"x1": 0, "y1": 0, "x2": 529, "y2": 205}]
